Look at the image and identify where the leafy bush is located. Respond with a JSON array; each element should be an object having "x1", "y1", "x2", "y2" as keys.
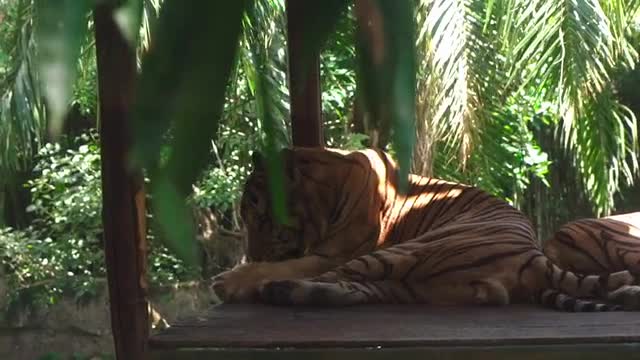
[
  {"x1": 191, "y1": 125, "x2": 252, "y2": 213},
  {"x1": 26, "y1": 136, "x2": 103, "y2": 240},
  {"x1": 0, "y1": 226, "x2": 101, "y2": 309},
  {"x1": 0, "y1": 133, "x2": 196, "y2": 311}
]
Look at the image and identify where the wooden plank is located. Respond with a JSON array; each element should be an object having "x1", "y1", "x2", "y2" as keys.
[
  {"x1": 150, "y1": 344, "x2": 640, "y2": 360},
  {"x1": 94, "y1": 3, "x2": 149, "y2": 360},
  {"x1": 149, "y1": 304, "x2": 640, "y2": 351},
  {"x1": 285, "y1": 0, "x2": 324, "y2": 147}
]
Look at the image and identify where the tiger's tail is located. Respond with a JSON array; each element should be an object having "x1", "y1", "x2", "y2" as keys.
[{"x1": 535, "y1": 289, "x2": 622, "y2": 311}]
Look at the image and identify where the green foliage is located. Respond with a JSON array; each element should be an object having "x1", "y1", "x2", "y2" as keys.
[
  {"x1": 507, "y1": 0, "x2": 640, "y2": 216},
  {"x1": 27, "y1": 136, "x2": 102, "y2": 237},
  {"x1": 192, "y1": 0, "x2": 368, "y2": 219},
  {"x1": 0, "y1": 135, "x2": 104, "y2": 309},
  {"x1": 414, "y1": 0, "x2": 639, "y2": 216},
  {"x1": 0, "y1": 225, "x2": 103, "y2": 310},
  {"x1": 0, "y1": 0, "x2": 99, "y2": 230},
  {"x1": 242, "y1": 0, "x2": 291, "y2": 224},
  {"x1": 321, "y1": 7, "x2": 362, "y2": 149},
  {"x1": 71, "y1": 42, "x2": 97, "y2": 117},
  {"x1": 35, "y1": 0, "x2": 91, "y2": 136},
  {"x1": 0, "y1": 133, "x2": 195, "y2": 311},
  {"x1": 131, "y1": 0, "x2": 250, "y2": 265},
  {"x1": 356, "y1": 0, "x2": 416, "y2": 191},
  {"x1": 190, "y1": 127, "x2": 251, "y2": 212},
  {"x1": 434, "y1": 88, "x2": 554, "y2": 207},
  {"x1": 0, "y1": 0, "x2": 46, "y2": 180}
]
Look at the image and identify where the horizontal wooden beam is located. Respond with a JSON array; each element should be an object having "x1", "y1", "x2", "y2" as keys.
[{"x1": 149, "y1": 304, "x2": 640, "y2": 360}]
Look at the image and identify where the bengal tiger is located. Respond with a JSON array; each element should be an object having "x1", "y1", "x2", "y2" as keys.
[
  {"x1": 211, "y1": 147, "x2": 640, "y2": 311},
  {"x1": 543, "y1": 212, "x2": 640, "y2": 275}
]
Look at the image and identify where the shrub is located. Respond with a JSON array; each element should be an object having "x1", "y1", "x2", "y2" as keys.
[{"x1": 0, "y1": 133, "x2": 196, "y2": 312}]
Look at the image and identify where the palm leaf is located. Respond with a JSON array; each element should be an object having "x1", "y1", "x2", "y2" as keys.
[
  {"x1": 35, "y1": 0, "x2": 91, "y2": 137},
  {"x1": 0, "y1": 0, "x2": 45, "y2": 181},
  {"x1": 509, "y1": 0, "x2": 639, "y2": 215},
  {"x1": 242, "y1": 0, "x2": 291, "y2": 223},
  {"x1": 356, "y1": 0, "x2": 416, "y2": 190},
  {"x1": 414, "y1": 0, "x2": 510, "y2": 175},
  {"x1": 131, "y1": 0, "x2": 250, "y2": 264}
]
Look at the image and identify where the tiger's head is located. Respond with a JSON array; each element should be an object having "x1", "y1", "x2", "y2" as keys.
[
  {"x1": 240, "y1": 147, "x2": 380, "y2": 262},
  {"x1": 240, "y1": 149, "x2": 301, "y2": 262}
]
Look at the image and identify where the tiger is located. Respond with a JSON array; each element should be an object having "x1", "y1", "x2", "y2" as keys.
[
  {"x1": 211, "y1": 147, "x2": 640, "y2": 311},
  {"x1": 543, "y1": 212, "x2": 640, "y2": 275}
]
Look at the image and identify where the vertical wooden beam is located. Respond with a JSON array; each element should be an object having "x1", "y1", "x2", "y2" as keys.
[
  {"x1": 94, "y1": 3, "x2": 149, "y2": 360},
  {"x1": 285, "y1": 0, "x2": 324, "y2": 147}
]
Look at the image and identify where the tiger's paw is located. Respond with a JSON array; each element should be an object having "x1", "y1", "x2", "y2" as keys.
[
  {"x1": 258, "y1": 280, "x2": 302, "y2": 306},
  {"x1": 259, "y1": 279, "x2": 364, "y2": 306},
  {"x1": 211, "y1": 263, "x2": 271, "y2": 303}
]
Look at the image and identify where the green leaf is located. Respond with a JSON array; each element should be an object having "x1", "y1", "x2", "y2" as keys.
[
  {"x1": 131, "y1": 0, "x2": 250, "y2": 264},
  {"x1": 483, "y1": 0, "x2": 496, "y2": 33},
  {"x1": 35, "y1": 0, "x2": 91, "y2": 137},
  {"x1": 114, "y1": 0, "x2": 144, "y2": 47},
  {"x1": 241, "y1": 0, "x2": 348, "y2": 224},
  {"x1": 150, "y1": 173, "x2": 199, "y2": 266},
  {"x1": 356, "y1": 0, "x2": 416, "y2": 191},
  {"x1": 244, "y1": 4, "x2": 290, "y2": 224}
]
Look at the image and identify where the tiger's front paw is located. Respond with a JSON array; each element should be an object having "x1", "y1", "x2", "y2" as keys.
[
  {"x1": 259, "y1": 280, "x2": 303, "y2": 305},
  {"x1": 259, "y1": 279, "x2": 355, "y2": 306},
  {"x1": 211, "y1": 263, "x2": 271, "y2": 303}
]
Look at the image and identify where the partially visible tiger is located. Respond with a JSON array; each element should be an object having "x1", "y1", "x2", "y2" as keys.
[
  {"x1": 211, "y1": 147, "x2": 640, "y2": 311},
  {"x1": 544, "y1": 212, "x2": 640, "y2": 275}
]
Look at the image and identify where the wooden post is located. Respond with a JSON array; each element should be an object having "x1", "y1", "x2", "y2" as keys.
[
  {"x1": 285, "y1": 0, "x2": 324, "y2": 147},
  {"x1": 94, "y1": 3, "x2": 149, "y2": 360}
]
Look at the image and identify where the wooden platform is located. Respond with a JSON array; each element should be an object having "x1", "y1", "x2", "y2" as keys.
[{"x1": 149, "y1": 304, "x2": 640, "y2": 359}]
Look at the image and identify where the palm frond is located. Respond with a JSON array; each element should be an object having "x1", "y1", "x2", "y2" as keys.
[
  {"x1": 241, "y1": 0, "x2": 290, "y2": 150},
  {"x1": 414, "y1": 0, "x2": 469, "y2": 175},
  {"x1": 510, "y1": 0, "x2": 639, "y2": 215},
  {"x1": 570, "y1": 87, "x2": 638, "y2": 215},
  {"x1": 0, "y1": 0, "x2": 45, "y2": 181},
  {"x1": 138, "y1": 0, "x2": 162, "y2": 61},
  {"x1": 414, "y1": 0, "x2": 510, "y2": 175}
]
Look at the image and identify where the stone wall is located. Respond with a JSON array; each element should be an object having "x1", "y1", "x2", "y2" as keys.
[{"x1": 0, "y1": 281, "x2": 213, "y2": 360}]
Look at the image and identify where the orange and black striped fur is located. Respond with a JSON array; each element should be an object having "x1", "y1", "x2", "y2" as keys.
[
  {"x1": 211, "y1": 148, "x2": 640, "y2": 311},
  {"x1": 542, "y1": 213, "x2": 640, "y2": 306}
]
